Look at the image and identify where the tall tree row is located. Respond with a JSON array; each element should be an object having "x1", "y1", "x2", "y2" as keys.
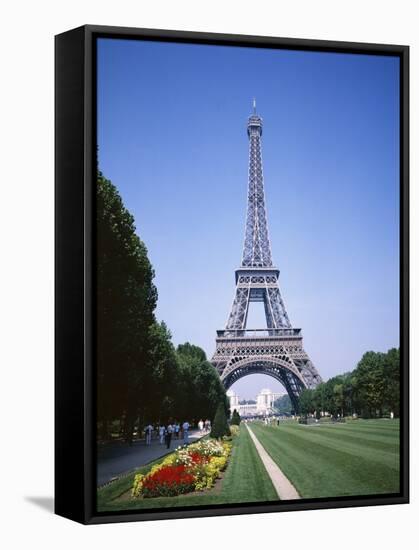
[
  {"x1": 298, "y1": 348, "x2": 400, "y2": 418},
  {"x1": 96, "y1": 172, "x2": 226, "y2": 442},
  {"x1": 97, "y1": 172, "x2": 157, "y2": 440}
]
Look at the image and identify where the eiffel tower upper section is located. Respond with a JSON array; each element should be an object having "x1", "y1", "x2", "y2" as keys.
[
  {"x1": 224, "y1": 101, "x2": 291, "y2": 332},
  {"x1": 242, "y1": 100, "x2": 273, "y2": 268}
]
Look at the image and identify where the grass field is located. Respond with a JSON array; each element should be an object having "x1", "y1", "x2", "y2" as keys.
[
  {"x1": 97, "y1": 425, "x2": 277, "y2": 512},
  {"x1": 250, "y1": 419, "x2": 400, "y2": 498},
  {"x1": 97, "y1": 419, "x2": 400, "y2": 511}
]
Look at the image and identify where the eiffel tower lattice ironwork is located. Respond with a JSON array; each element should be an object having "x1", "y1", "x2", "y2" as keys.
[{"x1": 211, "y1": 101, "x2": 322, "y2": 411}]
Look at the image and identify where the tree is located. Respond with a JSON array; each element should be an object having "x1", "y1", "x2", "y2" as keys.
[
  {"x1": 230, "y1": 409, "x2": 241, "y2": 425},
  {"x1": 333, "y1": 383, "x2": 344, "y2": 416},
  {"x1": 96, "y1": 172, "x2": 157, "y2": 440},
  {"x1": 313, "y1": 383, "x2": 326, "y2": 416},
  {"x1": 141, "y1": 321, "x2": 179, "y2": 424},
  {"x1": 274, "y1": 394, "x2": 292, "y2": 414},
  {"x1": 96, "y1": 171, "x2": 230, "y2": 443},
  {"x1": 302, "y1": 348, "x2": 400, "y2": 420},
  {"x1": 352, "y1": 351, "x2": 386, "y2": 417},
  {"x1": 210, "y1": 402, "x2": 231, "y2": 439},
  {"x1": 299, "y1": 389, "x2": 315, "y2": 416},
  {"x1": 383, "y1": 348, "x2": 400, "y2": 416},
  {"x1": 177, "y1": 342, "x2": 206, "y2": 363},
  {"x1": 176, "y1": 343, "x2": 227, "y2": 422}
]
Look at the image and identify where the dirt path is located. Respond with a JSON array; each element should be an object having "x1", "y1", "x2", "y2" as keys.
[{"x1": 246, "y1": 424, "x2": 300, "y2": 500}]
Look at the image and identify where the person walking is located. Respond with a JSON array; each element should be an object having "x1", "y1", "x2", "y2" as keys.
[
  {"x1": 145, "y1": 423, "x2": 153, "y2": 445},
  {"x1": 165, "y1": 423, "x2": 173, "y2": 449},
  {"x1": 159, "y1": 424, "x2": 165, "y2": 445},
  {"x1": 174, "y1": 422, "x2": 180, "y2": 440},
  {"x1": 198, "y1": 419, "x2": 204, "y2": 433},
  {"x1": 182, "y1": 420, "x2": 190, "y2": 444}
]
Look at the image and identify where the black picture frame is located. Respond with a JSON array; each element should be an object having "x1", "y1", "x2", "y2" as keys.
[{"x1": 55, "y1": 24, "x2": 409, "y2": 525}]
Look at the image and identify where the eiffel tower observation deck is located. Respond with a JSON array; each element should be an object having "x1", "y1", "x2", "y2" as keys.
[{"x1": 211, "y1": 101, "x2": 322, "y2": 411}]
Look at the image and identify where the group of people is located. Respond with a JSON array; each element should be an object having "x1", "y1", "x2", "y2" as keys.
[
  {"x1": 197, "y1": 419, "x2": 211, "y2": 433},
  {"x1": 143, "y1": 418, "x2": 212, "y2": 449},
  {"x1": 143, "y1": 421, "x2": 191, "y2": 449}
]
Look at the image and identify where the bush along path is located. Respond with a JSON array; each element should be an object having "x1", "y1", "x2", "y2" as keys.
[{"x1": 246, "y1": 425, "x2": 300, "y2": 500}]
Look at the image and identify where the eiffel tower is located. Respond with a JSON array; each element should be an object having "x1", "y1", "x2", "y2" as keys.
[{"x1": 211, "y1": 101, "x2": 322, "y2": 411}]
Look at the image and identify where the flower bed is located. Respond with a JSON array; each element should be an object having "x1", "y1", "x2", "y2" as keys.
[
  {"x1": 141, "y1": 465, "x2": 195, "y2": 498},
  {"x1": 132, "y1": 439, "x2": 232, "y2": 498}
]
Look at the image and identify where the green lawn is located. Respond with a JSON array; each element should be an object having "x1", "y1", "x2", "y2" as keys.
[
  {"x1": 250, "y1": 419, "x2": 400, "y2": 499},
  {"x1": 97, "y1": 426, "x2": 278, "y2": 512}
]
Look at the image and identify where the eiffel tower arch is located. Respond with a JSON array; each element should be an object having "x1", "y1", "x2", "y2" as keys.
[{"x1": 211, "y1": 102, "x2": 322, "y2": 412}]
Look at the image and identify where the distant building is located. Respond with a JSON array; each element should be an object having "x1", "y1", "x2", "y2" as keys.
[
  {"x1": 257, "y1": 388, "x2": 275, "y2": 412},
  {"x1": 226, "y1": 389, "x2": 239, "y2": 409},
  {"x1": 227, "y1": 388, "x2": 285, "y2": 417},
  {"x1": 227, "y1": 389, "x2": 257, "y2": 415}
]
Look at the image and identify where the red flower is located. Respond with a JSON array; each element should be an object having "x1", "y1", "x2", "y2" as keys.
[
  {"x1": 142, "y1": 465, "x2": 196, "y2": 498},
  {"x1": 189, "y1": 452, "x2": 209, "y2": 465}
]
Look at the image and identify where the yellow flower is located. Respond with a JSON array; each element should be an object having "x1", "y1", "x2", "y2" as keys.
[{"x1": 132, "y1": 473, "x2": 145, "y2": 497}]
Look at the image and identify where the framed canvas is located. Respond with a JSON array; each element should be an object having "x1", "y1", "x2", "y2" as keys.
[{"x1": 55, "y1": 25, "x2": 409, "y2": 524}]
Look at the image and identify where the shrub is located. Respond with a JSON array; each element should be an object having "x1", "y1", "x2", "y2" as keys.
[
  {"x1": 211, "y1": 402, "x2": 231, "y2": 439},
  {"x1": 229, "y1": 424, "x2": 240, "y2": 437},
  {"x1": 230, "y1": 409, "x2": 241, "y2": 425}
]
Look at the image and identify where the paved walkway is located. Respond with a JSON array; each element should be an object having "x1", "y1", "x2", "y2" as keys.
[
  {"x1": 97, "y1": 429, "x2": 203, "y2": 487},
  {"x1": 246, "y1": 425, "x2": 300, "y2": 500}
]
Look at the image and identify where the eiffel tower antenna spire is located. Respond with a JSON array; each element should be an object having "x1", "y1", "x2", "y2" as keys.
[
  {"x1": 242, "y1": 103, "x2": 272, "y2": 268},
  {"x1": 211, "y1": 108, "x2": 322, "y2": 412}
]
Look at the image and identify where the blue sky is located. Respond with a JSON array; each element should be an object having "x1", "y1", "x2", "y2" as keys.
[{"x1": 97, "y1": 38, "x2": 400, "y2": 399}]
